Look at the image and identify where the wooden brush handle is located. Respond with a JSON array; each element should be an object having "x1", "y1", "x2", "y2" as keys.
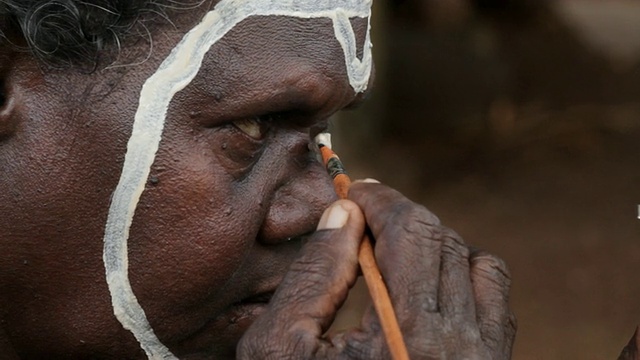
[{"x1": 319, "y1": 145, "x2": 409, "y2": 360}]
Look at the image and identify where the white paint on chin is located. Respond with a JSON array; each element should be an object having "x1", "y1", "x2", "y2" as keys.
[{"x1": 102, "y1": 0, "x2": 373, "y2": 358}]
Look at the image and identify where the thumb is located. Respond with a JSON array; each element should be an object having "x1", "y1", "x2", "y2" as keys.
[
  {"x1": 271, "y1": 199, "x2": 365, "y2": 331},
  {"x1": 239, "y1": 200, "x2": 365, "y2": 357}
]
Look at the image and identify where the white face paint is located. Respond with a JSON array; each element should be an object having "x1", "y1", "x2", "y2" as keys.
[{"x1": 102, "y1": 0, "x2": 373, "y2": 358}]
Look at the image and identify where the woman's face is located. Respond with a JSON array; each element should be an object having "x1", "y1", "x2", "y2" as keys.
[{"x1": 0, "y1": 3, "x2": 371, "y2": 358}]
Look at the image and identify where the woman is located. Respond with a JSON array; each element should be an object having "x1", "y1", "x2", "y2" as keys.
[{"x1": 0, "y1": 0, "x2": 516, "y2": 358}]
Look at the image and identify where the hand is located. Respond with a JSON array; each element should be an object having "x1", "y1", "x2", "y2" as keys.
[{"x1": 237, "y1": 182, "x2": 516, "y2": 359}]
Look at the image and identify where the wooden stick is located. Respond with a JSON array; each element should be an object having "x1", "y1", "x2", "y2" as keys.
[{"x1": 316, "y1": 136, "x2": 410, "y2": 360}]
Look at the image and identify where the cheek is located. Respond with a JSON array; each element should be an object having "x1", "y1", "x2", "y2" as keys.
[
  {"x1": 125, "y1": 133, "x2": 263, "y2": 311},
  {"x1": 0, "y1": 89, "x2": 143, "y2": 352}
]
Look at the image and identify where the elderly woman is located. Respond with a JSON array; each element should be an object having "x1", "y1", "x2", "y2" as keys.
[{"x1": 0, "y1": 0, "x2": 516, "y2": 358}]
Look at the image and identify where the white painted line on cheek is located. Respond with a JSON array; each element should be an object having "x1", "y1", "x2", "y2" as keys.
[{"x1": 102, "y1": 1, "x2": 373, "y2": 358}]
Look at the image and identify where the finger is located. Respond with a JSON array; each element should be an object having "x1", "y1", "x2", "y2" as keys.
[
  {"x1": 269, "y1": 199, "x2": 365, "y2": 328},
  {"x1": 331, "y1": 327, "x2": 387, "y2": 359},
  {"x1": 238, "y1": 200, "x2": 365, "y2": 358},
  {"x1": 469, "y1": 250, "x2": 515, "y2": 360},
  {"x1": 438, "y1": 228, "x2": 475, "y2": 321},
  {"x1": 348, "y1": 181, "x2": 441, "y2": 234},
  {"x1": 348, "y1": 182, "x2": 442, "y2": 320},
  {"x1": 618, "y1": 327, "x2": 640, "y2": 360}
]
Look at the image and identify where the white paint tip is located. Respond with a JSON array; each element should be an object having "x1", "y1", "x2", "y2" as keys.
[{"x1": 315, "y1": 133, "x2": 332, "y2": 149}]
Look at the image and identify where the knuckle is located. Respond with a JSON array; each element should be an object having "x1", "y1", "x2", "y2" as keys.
[
  {"x1": 402, "y1": 318, "x2": 450, "y2": 358},
  {"x1": 238, "y1": 321, "x2": 317, "y2": 359},
  {"x1": 393, "y1": 201, "x2": 440, "y2": 229},
  {"x1": 408, "y1": 338, "x2": 446, "y2": 359},
  {"x1": 383, "y1": 202, "x2": 441, "y2": 241},
  {"x1": 479, "y1": 318, "x2": 505, "y2": 345},
  {"x1": 237, "y1": 327, "x2": 281, "y2": 359},
  {"x1": 441, "y1": 231, "x2": 470, "y2": 261},
  {"x1": 290, "y1": 254, "x2": 336, "y2": 278},
  {"x1": 339, "y1": 331, "x2": 381, "y2": 359},
  {"x1": 342, "y1": 341, "x2": 379, "y2": 359},
  {"x1": 286, "y1": 321, "x2": 318, "y2": 352},
  {"x1": 472, "y1": 252, "x2": 512, "y2": 286},
  {"x1": 290, "y1": 241, "x2": 342, "y2": 278},
  {"x1": 440, "y1": 226, "x2": 467, "y2": 246},
  {"x1": 286, "y1": 262, "x2": 334, "y2": 297},
  {"x1": 404, "y1": 202, "x2": 441, "y2": 227}
]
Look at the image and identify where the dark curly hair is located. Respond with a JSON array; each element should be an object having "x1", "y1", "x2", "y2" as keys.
[{"x1": 0, "y1": 0, "x2": 206, "y2": 67}]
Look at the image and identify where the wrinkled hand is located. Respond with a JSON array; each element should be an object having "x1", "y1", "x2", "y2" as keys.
[{"x1": 238, "y1": 182, "x2": 516, "y2": 359}]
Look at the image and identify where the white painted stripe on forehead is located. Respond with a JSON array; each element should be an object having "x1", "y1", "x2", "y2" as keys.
[{"x1": 103, "y1": 0, "x2": 373, "y2": 358}]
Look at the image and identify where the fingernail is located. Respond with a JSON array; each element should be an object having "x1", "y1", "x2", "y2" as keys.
[
  {"x1": 353, "y1": 178, "x2": 380, "y2": 184},
  {"x1": 317, "y1": 203, "x2": 349, "y2": 230}
]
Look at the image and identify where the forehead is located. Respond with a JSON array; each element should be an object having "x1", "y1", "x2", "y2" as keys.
[{"x1": 175, "y1": 0, "x2": 373, "y2": 92}]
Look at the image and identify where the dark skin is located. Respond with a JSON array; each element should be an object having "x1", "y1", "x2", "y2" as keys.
[
  {"x1": 240, "y1": 186, "x2": 517, "y2": 359},
  {"x1": 0, "y1": 3, "x2": 515, "y2": 359}
]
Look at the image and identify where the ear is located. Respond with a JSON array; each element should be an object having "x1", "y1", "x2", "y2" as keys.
[{"x1": 0, "y1": 46, "x2": 19, "y2": 141}]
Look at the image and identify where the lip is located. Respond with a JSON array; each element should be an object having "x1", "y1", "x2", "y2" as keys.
[
  {"x1": 214, "y1": 292, "x2": 275, "y2": 348},
  {"x1": 176, "y1": 292, "x2": 275, "y2": 358},
  {"x1": 226, "y1": 295, "x2": 272, "y2": 326},
  {"x1": 227, "y1": 290, "x2": 275, "y2": 324},
  {"x1": 238, "y1": 291, "x2": 275, "y2": 305},
  {"x1": 174, "y1": 239, "x2": 302, "y2": 356},
  {"x1": 225, "y1": 288, "x2": 276, "y2": 325}
]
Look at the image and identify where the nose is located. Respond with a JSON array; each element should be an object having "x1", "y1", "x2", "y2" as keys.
[{"x1": 257, "y1": 159, "x2": 338, "y2": 245}]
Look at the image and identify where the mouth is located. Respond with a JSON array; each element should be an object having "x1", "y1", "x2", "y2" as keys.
[
  {"x1": 174, "y1": 292, "x2": 275, "y2": 358},
  {"x1": 238, "y1": 291, "x2": 275, "y2": 305},
  {"x1": 223, "y1": 290, "x2": 275, "y2": 327},
  {"x1": 176, "y1": 235, "x2": 307, "y2": 356}
]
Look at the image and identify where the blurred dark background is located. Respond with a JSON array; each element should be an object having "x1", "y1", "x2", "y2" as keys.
[{"x1": 333, "y1": 0, "x2": 640, "y2": 358}]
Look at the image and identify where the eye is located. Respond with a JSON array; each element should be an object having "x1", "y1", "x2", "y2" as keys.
[{"x1": 232, "y1": 115, "x2": 273, "y2": 140}]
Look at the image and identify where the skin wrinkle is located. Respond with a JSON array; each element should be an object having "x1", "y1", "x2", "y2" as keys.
[
  {"x1": 439, "y1": 239, "x2": 474, "y2": 319},
  {"x1": 237, "y1": 201, "x2": 364, "y2": 354},
  {"x1": 0, "y1": 3, "x2": 369, "y2": 355},
  {"x1": 340, "y1": 184, "x2": 512, "y2": 358},
  {"x1": 469, "y1": 252, "x2": 513, "y2": 359},
  {"x1": 369, "y1": 202, "x2": 443, "y2": 316},
  {"x1": 101, "y1": 0, "x2": 374, "y2": 352},
  {"x1": 234, "y1": 134, "x2": 320, "y2": 245},
  {"x1": 350, "y1": 185, "x2": 441, "y2": 239},
  {"x1": 473, "y1": 264, "x2": 510, "y2": 289}
]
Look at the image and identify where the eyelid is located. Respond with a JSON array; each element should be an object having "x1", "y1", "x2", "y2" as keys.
[
  {"x1": 221, "y1": 109, "x2": 331, "y2": 142},
  {"x1": 311, "y1": 117, "x2": 330, "y2": 136}
]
